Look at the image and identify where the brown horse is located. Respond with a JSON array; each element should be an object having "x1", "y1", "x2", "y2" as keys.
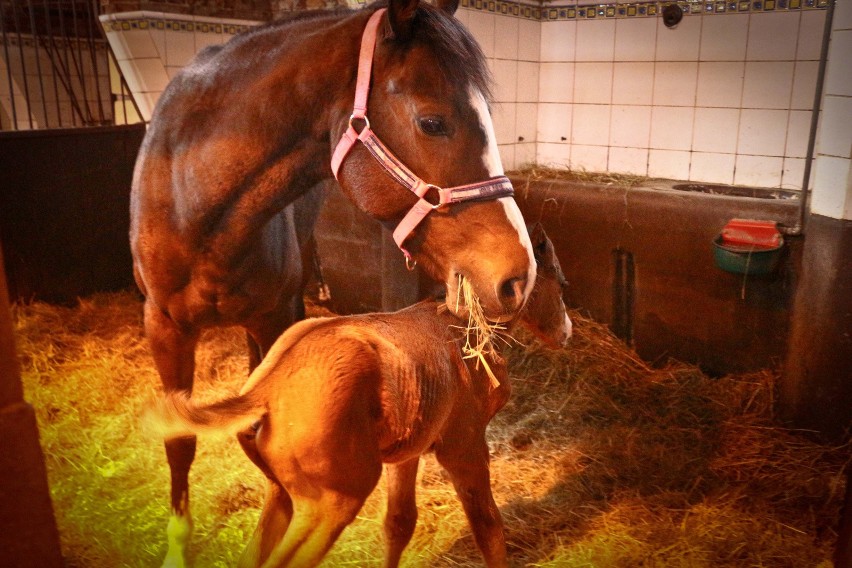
[
  {"x1": 130, "y1": 0, "x2": 537, "y2": 563},
  {"x1": 150, "y1": 224, "x2": 571, "y2": 568}
]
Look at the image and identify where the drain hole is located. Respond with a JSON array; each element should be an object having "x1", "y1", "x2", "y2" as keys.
[{"x1": 672, "y1": 183, "x2": 799, "y2": 200}]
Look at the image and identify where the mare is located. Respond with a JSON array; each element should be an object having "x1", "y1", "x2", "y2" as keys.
[
  {"x1": 151, "y1": 224, "x2": 572, "y2": 568},
  {"x1": 130, "y1": 0, "x2": 536, "y2": 563}
]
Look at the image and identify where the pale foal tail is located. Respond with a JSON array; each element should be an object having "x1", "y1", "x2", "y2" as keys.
[{"x1": 146, "y1": 390, "x2": 266, "y2": 440}]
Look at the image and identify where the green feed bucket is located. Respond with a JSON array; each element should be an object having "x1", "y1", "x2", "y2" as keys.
[{"x1": 713, "y1": 234, "x2": 784, "y2": 275}]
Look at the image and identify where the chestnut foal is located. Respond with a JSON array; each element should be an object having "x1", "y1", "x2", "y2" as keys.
[{"x1": 152, "y1": 224, "x2": 571, "y2": 567}]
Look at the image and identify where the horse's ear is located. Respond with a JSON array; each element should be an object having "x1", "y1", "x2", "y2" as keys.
[
  {"x1": 434, "y1": 0, "x2": 459, "y2": 15},
  {"x1": 387, "y1": 0, "x2": 420, "y2": 41}
]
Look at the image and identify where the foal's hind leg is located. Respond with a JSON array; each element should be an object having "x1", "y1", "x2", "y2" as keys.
[
  {"x1": 144, "y1": 300, "x2": 200, "y2": 568},
  {"x1": 383, "y1": 458, "x2": 420, "y2": 568},
  {"x1": 239, "y1": 480, "x2": 294, "y2": 568},
  {"x1": 435, "y1": 438, "x2": 507, "y2": 568}
]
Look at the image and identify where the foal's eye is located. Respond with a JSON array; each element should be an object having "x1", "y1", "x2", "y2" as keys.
[{"x1": 418, "y1": 116, "x2": 447, "y2": 136}]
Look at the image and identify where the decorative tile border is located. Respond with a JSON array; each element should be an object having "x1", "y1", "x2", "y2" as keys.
[
  {"x1": 460, "y1": 0, "x2": 830, "y2": 19},
  {"x1": 99, "y1": 12, "x2": 259, "y2": 36}
]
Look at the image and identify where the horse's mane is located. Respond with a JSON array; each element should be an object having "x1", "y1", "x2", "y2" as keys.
[{"x1": 236, "y1": 2, "x2": 493, "y2": 103}]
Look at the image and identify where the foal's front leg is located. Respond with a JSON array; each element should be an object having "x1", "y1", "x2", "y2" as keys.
[
  {"x1": 435, "y1": 438, "x2": 508, "y2": 568},
  {"x1": 383, "y1": 458, "x2": 420, "y2": 567}
]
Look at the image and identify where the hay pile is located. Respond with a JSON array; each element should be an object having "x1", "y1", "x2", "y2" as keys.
[{"x1": 12, "y1": 291, "x2": 848, "y2": 567}]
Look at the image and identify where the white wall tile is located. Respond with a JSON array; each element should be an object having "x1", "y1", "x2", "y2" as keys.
[
  {"x1": 811, "y1": 156, "x2": 851, "y2": 219},
  {"x1": 835, "y1": 0, "x2": 852, "y2": 29},
  {"x1": 537, "y1": 103, "x2": 571, "y2": 143},
  {"x1": 700, "y1": 13, "x2": 748, "y2": 61},
  {"x1": 614, "y1": 17, "x2": 657, "y2": 62},
  {"x1": 655, "y1": 14, "x2": 700, "y2": 61},
  {"x1": 517, "y1": 61, "x2": 539, "y2": 102},
  {"x1": 126, "y1": 57, "x2": 170, "y2": 94},
  {"x1": 797, "y1": 10, "x2": 826, "y2": 61},
  {"x1": 537, "y1": 142, "x2": 571, "y2": 168},
  {"x1": 117, "y1": 30, "x2": 160, "y2": 60},
  {"x1": 612, "y1": 62, "x2": 654, "y2": 105},
  {"x1": 824, "y1": 30, "x2": 852, "y2": 97},
  {"x1": 746, "y1": 12, "x2": 800, "y2": 61},
  {"x1": 492, "y1": 102, "x2": 516, "y2": 145},
  {"x1": 738, "y1": 109, "x2": 789, "y2": 156},
  {"x1": 648, "y1": 149, "x2": 690, "y2": 179},
  {"x1": 149, "y1": 26, "x2": 167, "y2": 61},
  {"x1": 650, "y1": 106, "x2": 695, "y2": 150},
  {"x1": 491, "y1": 59, "x2": 518, "y2": 102},
  {"x1": 499, "y1": 144, "x2": 516, "y2": 171},
  {"x1": 539, "y1": 62, "x2": 574, "y2": 103},
  {"x1": 518, "y1": 18, "x2": 541, "y2": 62},
  {"x1": 790, "y1": 61, "x2": 819, "y2": 110},
  {"x1": 653, "y1": 62, "x2": 697, "y2": 106},
  {"x1": 576, "y1": 19, "x2": 615, "y2": 62},
  {"x1": 514, "y1": 142, "x2": 537, "y2": 168},
  {"x1": 572, "y1": 103, "x2": 611, "y2": 146},
  {"x1": 734, "y1": 155, "x2": 783, "y2": 187},
  {"x1": 785, "y1": 110, "x2": 812, "y2": 159},
  {"x1": 742, "y1": 62, "x2": 795, "y2": 110},
  {"x1": 494, "y1": 15, "x2": 520, "y2": 60},
  {"x1": 693, "y1": 107, "x2": 740, "y2": 153},
  {"x1": 516, "y1": 103, "x2": 538, "y2": 143},
  {"x1": 696, "y1": 62, "x2": 744, "y2": 108},
  {"x1": 540, "y1": 20, "x2": 576, "y2": 62},
  {"x1": 571, "y1": 144, "x2": 609, "y2": 172},
  {"x1": 781, "y1": 157, "x2": 806, "y2": 190},
  {"x1": 466, "y1": 12, "x2": 495, "y2": 58},
  {"x1": 454, "y1": 7, "x2": 470, "y2": 27},
  {"x1": 690, "y1": 152, "x2": 735, "y2": 185},
  {"x1": 609, "y1": 146, "x2": 648, "y2": 175},
  {"x1": 194, "y1": 26, "x2": 225, "y2": 54},
  {"x1": 574, "y1": 62, "x2": 613, "y2": 104},
  {"x1": 818, "y1": 95, "x2": 852, "y2": 159},
  {"x1": 610, "y1": 105, "x2": 651, "y2": 148},
  {"x1": 165, "y1": 30, "x2": 196, "y2": 67}
]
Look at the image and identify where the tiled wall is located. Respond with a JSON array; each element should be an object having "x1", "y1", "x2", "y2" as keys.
[
  {"x1": 460, "y1": 1, "x2": 828, "y2": 190},
  {"x1": 810, "y1": 0, "x2": 852, "y2": 219},
  {"x1": 101, "y1": 1, "x2": 832, "y2": 191}
]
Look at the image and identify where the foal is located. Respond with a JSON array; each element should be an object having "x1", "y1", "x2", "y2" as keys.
[{"x1": 152, "y1": 224, "x2": 571, "y2": 567}]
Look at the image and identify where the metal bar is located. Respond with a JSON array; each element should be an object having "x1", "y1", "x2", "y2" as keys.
[
  {"x1": 11, "y1": 2, "x2": 34, "y2": 129},
  {"x1": 85, "y1": 0, "x2": 105, "y2": 124},
  {"x1": 26, "y1": 0, "x2": 50, "y2": 127},
  {"x1": 69, "y1": 0, "x2": 91, "y2": 124},
  {"x1": 42, "y1": 0, "x2": 63, "y2": 127},
  {"x1": 0, "y1": 1, "x2": 20, "y2": 130},
  {"x1": 55, "y1": 0, "x2": 81, "y2": 126}
]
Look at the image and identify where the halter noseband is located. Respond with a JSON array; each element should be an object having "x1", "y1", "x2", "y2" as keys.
[{"x1": 330, "y1": 8, "x2": 515, "y2": 266}]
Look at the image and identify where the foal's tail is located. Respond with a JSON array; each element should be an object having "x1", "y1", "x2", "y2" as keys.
[{"x1": 145, "y1": 389, "x2": 266, "y2": 440}]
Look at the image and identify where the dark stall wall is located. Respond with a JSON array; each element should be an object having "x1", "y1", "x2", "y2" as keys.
[
  {"x1": 512, "y1": 178, "x2": 801, "y2": 375},
  {"x1": 0, "y1": 125, "x2": 145, "y2": 303}
]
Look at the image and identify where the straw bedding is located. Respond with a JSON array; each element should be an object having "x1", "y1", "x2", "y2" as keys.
[{"x1": 12, "y1": 291, "x2": 848, "y2": 567}]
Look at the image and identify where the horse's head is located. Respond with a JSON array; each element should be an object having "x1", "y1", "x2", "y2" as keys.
[
  {"x1": 519, "y1": 223, "x2": 572, "y2": 348},
  {"x1": 332, "y1": 0, "x2": 535, "y2": 321}
]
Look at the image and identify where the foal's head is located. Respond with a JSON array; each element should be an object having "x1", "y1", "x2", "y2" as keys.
[
  {"x1": 519, "y1": 223, "x2": 573, "y2": 348},
  {"x1": 333, "y1": 0, "x2": 535, "y2": 321}
]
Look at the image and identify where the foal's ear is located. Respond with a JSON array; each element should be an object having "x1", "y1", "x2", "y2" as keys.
[
  {"x1": 528, "y1": 222, "x2": 549, "y2": 259},
  {"x1": 434, "y1": 0, "x2": 460, "y2": 15},
  {"x1": 387, "y1": 0, "x2": 420, "y2": 41}
]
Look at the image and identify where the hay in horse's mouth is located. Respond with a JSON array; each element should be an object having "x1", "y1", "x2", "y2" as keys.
[{"x1": 455, "y1": 275, "x2": 509, "y2": 388}]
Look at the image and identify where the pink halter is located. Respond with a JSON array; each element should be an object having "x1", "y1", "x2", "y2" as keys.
[{"x1": 331, "y1": 8, "x2": 515, "y2": 265}]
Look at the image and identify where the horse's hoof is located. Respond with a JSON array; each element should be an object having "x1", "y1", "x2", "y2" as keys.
[{"x1": 162, "y1": 514, "x2": 192, "y2": 568}]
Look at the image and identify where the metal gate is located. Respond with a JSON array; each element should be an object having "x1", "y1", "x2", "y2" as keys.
[{"x1": 0, "y1": 0, "x2": 140, "y2": 131}]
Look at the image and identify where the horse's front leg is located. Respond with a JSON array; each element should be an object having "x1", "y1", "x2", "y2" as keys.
[
  {"x1": 383, "y1": 458, "x2": 420, "y2": 567},
  {"x1": 144, "y1": 300, "x2": 199, "y2": 568},
  {"x1": 435, "y1": 437, "x2": 507, "y2": 568}
]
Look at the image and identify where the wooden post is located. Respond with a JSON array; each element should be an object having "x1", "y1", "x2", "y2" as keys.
[{"x1": 0, "y1": 244, "x2": 64, "y2": 567}]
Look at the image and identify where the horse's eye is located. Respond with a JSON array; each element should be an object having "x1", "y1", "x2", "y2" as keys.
[{"x1": 418, "y1": 116, "x2": 447, "y2": 136}]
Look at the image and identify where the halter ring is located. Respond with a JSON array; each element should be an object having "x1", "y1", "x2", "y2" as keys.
[{"x1": 348, "y1": 113, "x2": 370, "y2": 132}]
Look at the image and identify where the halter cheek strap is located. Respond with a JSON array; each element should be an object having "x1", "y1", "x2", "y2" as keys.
[{"x1": 331, "y1": 8, "x2": 515, "y2": 264}]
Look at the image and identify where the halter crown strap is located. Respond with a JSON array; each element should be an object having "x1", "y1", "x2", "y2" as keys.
[{"x1": 330, "y1": 7, "x2": 514, "y2": 262}]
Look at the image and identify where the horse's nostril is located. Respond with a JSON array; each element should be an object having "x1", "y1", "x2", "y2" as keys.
[{"x1": 499, "y1": 276, "x2": 528, "y2": 310}]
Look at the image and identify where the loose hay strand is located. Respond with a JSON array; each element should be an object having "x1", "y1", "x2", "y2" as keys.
[{"x1": 456, "y1": 275, "x2": 506, "y2": 388}]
